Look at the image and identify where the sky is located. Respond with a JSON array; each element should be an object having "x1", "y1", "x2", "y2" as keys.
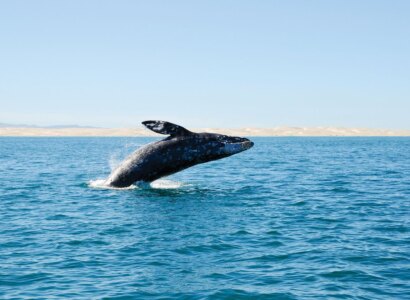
[{"x1": 1, "y1": 0, "x2": 409, "y2": 128}]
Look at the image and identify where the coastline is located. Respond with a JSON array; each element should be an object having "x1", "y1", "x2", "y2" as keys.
[{"x1": 1, "y1": 127, "x2": 410, "y2": 137}]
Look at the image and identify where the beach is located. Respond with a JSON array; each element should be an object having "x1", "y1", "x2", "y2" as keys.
[{"x1": 1, "y1": 126, "x2": 410, "y2": 137}]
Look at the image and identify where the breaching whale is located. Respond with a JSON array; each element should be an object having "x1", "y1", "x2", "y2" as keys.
[{"x1": 104, "y1": 121, "x2": 254, "y2": 188}]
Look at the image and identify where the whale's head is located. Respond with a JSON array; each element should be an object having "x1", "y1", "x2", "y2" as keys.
[
  {"x1": 194, "y1": 133, "x2": 254, "y2": 161},
  {"x1": 220, "y1": 135, "x2": 254, "y2": 155}
]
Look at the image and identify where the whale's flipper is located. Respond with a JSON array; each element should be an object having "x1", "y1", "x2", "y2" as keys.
[{"x1": 142, "y1": 120, "x2": 193, "y2": 137}]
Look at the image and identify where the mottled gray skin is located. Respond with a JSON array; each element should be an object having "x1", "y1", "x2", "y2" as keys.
[{"x1": 105, "y1": 121, "x2": 254, "y2": 188}]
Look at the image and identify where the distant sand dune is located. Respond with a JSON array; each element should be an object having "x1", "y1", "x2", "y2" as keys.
[{"x1": 1, "y1": 127, "x2": 410, "y2": 136}]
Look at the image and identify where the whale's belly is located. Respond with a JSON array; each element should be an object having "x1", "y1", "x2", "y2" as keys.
[{"x1": 105, "y1": 141, "x2": 200, "y2": 187}]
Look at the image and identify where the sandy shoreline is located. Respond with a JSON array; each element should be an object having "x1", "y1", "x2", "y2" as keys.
[{"x1": 1, "y1": 127, "x2": 410, "y2": 137}]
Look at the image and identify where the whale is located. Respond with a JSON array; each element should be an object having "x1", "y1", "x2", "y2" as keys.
[{"x1": 104, "y1": 120, "x2": 254, "y2": 187}]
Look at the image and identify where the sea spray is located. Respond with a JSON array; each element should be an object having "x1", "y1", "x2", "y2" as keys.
[{"x1": 88, "y1": 178, "x2": 184, "y2": 190}]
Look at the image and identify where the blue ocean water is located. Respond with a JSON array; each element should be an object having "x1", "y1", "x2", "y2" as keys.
[{"x1": 0, "y1": 137, "x2": 409, "y2": 299}]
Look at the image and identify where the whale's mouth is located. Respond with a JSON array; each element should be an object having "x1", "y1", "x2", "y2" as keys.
[
  {"x1": 241, "y1": 140, "x2": 254, "y2": 150},
  {"x1": 224, "y1": 139, "x2": 254, "y2": 154}
]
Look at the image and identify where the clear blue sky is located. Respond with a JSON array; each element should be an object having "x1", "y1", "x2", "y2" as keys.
[{"x1": 1, "y1": 1, "x2": 409, "y2": 128}]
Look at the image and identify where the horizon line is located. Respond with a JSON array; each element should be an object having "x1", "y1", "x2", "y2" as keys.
[{"x1": 1, "y1": 126, "x2": 410, "y2": 137}]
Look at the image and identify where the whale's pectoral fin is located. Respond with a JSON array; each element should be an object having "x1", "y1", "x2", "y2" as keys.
[{"x1": 142, "y1": 120, "x2": 193, "y2": 136}]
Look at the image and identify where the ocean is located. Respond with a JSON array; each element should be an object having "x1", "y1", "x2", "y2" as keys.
[{"x1": 0, "y1": 137, "x2": 409, "y2": 299}]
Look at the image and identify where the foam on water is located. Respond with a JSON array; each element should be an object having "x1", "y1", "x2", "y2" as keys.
[
  {"x1": 150, "y1": 179, "x2": 185, "y2": 189},
  {"x1": 88, "y1": 179, "x2": 137, "y2": 190},
  {"x1": 88, "y1": 178, "x2": 184, "y2": 190}
]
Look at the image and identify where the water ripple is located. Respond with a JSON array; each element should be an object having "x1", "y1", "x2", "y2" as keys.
[{"x1": 0, "y1": 137, "x2": 409, "y2": 299}]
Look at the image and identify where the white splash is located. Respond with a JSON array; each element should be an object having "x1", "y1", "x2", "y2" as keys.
[
  {"x1": 150, "y1": 179, "x2": 185, "y2": 189},
  {"x1": 88, "y1": 178, "x2": 185, "y2": 190},
  {"x1": 88, "y1": 179, "x2": 137, "y2": 190}
]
